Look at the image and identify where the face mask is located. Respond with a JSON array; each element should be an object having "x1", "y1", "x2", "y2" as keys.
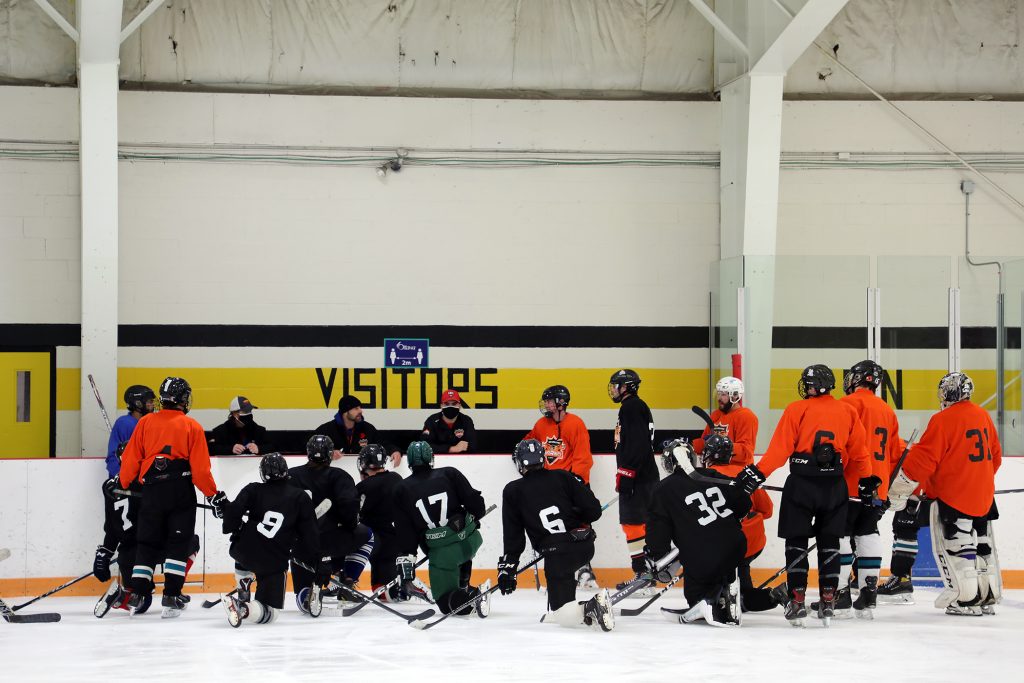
[
  {"x1": 240, "y1": 414, "x2": 255, "y2": 425},
  {"x1": 442, "y1": 406, "x2": 460, "y2": 419}
]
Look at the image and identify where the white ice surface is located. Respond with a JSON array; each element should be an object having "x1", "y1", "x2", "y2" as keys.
[{"x1": 2, "y1": 588, "x2": 1023, "y2": 683}]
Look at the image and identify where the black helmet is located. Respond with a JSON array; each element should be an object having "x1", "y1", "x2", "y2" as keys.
[
  {"x1": 844, "y1": 360, "x2": 883, "y2": 395},
  {"x1": 798, "y1": 365, "x2": 835, "y2": 399},
  {"x1": 306, "y1": 434, "x2": 334, "y2": 465},
  {"x1": 357, "y1": 444, "x2": 388, "y2": 474},
  {"x1": 124, "y1": 385, "x2": 156, "y2": 415},
  {"x1": 539, "y1": 385, "x2": 570, "y2": 417},
  {"x1": 608, "y1": 369, "x2": 641, "y2": 403},
  {"x1": 159, "y1": 377, "x2": 192, "y2": 413},
  {"x1": 701, "y1": 434, "x2": 734, "y2": 467},
  {"x1": 259, "y1": 452, "x2": 290, "y2": 482},
  {"x1": 512, "y1": 439, "x2": 545, "y2": 475}
]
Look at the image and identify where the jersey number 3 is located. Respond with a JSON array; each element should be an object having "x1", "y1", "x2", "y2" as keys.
[{"x1": 684, "y1": 487, "x2": 733, "y2": 526}]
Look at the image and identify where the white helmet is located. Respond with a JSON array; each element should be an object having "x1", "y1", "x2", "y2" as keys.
[{"x1": 715, "y1": 376, "x2": 744, "y2": 404}]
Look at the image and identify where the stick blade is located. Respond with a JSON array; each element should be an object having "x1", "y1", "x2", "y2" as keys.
[
  {"x1": 408, "y1": 616, "x2": 431, "y2": 630},
  {"x1": 5, "y1": 612, "x2": 61, "y2": 623}
]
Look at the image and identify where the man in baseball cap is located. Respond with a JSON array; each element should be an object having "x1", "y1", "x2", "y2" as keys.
[
  {"x1": 421, "y1": 389, "x2": 477, "y2": 454},
  {"x1": 208, "y1": 395, "x2": 270, "y2": 455}
]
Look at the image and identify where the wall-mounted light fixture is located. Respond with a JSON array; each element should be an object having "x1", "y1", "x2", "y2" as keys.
[{"x1": 376, "y1": 158, "x2": 403, "y2": 178}]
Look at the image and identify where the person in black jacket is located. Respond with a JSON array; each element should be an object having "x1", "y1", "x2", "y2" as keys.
[
  {"x1": 421, "y1": 388, "x2": 477, "y2": 453},
  {"x1": 497, "y1": 439, "x2": 613, "y2": 631},
  {"x1": 607, "y1": 369, "x2": 658, "y2": 592},
  {"x1": 647, "y1": 441, "x2": 750, "y2": 627},
  {"x1": 288, "y1": 434, "x2": 373, "y2": 614},
  {"x1": 313, "y1": 395, "x2": 401, "y2": 465},
  {"x1": 208, "y1": 396, "x2": 271, "y2": 455},
  {"x1": 220, "y1": 453, "x2": 322, "y2": 627}
]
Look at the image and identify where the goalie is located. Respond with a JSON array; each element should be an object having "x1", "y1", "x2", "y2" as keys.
[{"x1": 888, "y1": 372, "x2": 1002, "y2": 616}]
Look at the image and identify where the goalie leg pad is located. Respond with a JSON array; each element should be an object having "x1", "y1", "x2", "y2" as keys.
[
  {"x1": 976, "y1": 520, "x2": 1001, "y2": 605},
  {"x1": 930, "y1": 504, "x2": 979, "y2": 608},
  {"x1": 542, "y1": 601, "x2": 586, "y2": 628}
]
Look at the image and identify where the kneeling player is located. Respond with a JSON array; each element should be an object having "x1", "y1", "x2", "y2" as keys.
[
  {"x1": 220, "y1": 453, "x2": 322, "y2": 626},
  {"x1": 497, "y1": 439, "x2": 613, "y2": 631},
  {"x1": 394, "y1": 441, "x2": 490, "y2": 617},
  {"x1": 649, "y1": 441, "x2": 750, "y2": 626}
]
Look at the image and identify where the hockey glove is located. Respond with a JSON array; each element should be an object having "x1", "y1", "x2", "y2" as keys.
[
  {"x1": 208, "y1": 491, "x2": 228, "y2": 519},
  {"x1": 643, "y1": 547, "x2": 674, "y2": 584},
  {"x1": 102, "y1": 477, "x2": 123, "y2": 501},
  {"x1": 858, "y1": 475, "x2": 882, "y2": 504},
  {"x1": 497, "y1": 555, "x2": 518, "y2": 595},
  {"x1": 735, "y1": 465, "x2": 766, "y2": 495},
  {"x1": 396, "y1": 555, "x2": 416, "y2": 582},
  {"x1": 615, "y1": 467, "x2": 636, "y2": 497},
  {"x1": 892, "y1": 498, "x2": 921, "y2": 534},
  {"x1": 887, "y1": 470, "x2": 919, "y2": 512},
  {"x1": 93, "y1": 545, "x2": 115, "y2": 582},
  {"x1": 314, "y1": 556, "x2": 333, "y2": 586}
]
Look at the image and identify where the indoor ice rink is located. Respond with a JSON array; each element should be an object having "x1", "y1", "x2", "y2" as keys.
[{"x1": 3, "y1": 1, "x2": 1024, "y2": 681}]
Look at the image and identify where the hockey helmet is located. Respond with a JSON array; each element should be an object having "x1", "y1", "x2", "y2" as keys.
[
  {"x1": 539, "y1": 385, "x2": 570, "y2": 417},
  {"x1": 608, "y1": 369, "x2": 641, "y2": 403},
  {"x1": 660, "y1": 438, "x2": 695, "y2": 474},
  {"x1": 715, "y1": 376, "x2": 744, "y2": 405},
  {"x1": 798, "y1": 365, "x2": 835, "y2": 399},
  {"x1": 159, "y1": 376, "x2": 192, "y2": 413},
  {"x1": 512, "y1": 439, "x2": 545, "y2": 475},
  {"x1": 701, "y1": 434, "x2": 734, "y2": 467},
  {"x1": 259, "y1": 452, "x2": 290, "y2": 482},
  {"x1": 306, "y1": 434, "x2": 334, "y2": 465},
  {"x1": 124, "y1": 384, "x2": 156, "y2": 415},
  {"x1": 358, "y1": 443, "x2": 389, "y2": 474},
  {"x1": 406, "y1": 441, "x2": 434, "y2": 469},
  {"x1": 938, "y1": 372, "x2": 974, "y2": 409},
  {"x1": 843, "y1": 360, "x2": 883, "y2": 395}
]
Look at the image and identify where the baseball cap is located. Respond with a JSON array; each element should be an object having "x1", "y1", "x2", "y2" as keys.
[
  {"x1": 441, "y1": 389, "x2": 461, "y2": 405},
  {"x1": 229, "y1": 396, "x2": 257, "y2": 415}
]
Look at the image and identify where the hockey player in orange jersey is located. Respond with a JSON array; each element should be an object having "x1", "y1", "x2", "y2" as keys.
[
  {"x1": 735, "y1": 364, "x2": 870, "y2": 627},
  {"x1": 888, "y1": 372, "x2": 1002, "y2": 616},
  {"x1": 692, "y1": 376, "x2": 758, "y2": 466}
]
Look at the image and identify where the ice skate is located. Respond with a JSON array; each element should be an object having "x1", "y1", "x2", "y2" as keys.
[
  {"x1": 576, "y1": 563, "x2": 599, "y2": 590},
  {"x1": 784, "y1": 588, "x2": 807, "y2": 628},
  {"x1": 224, "y1": 593, "x2": 249, "y2": 628},
  {"x1": 615, "y1": 571, "x2": 655, "y2": 599},
  {"x1": 94, "y1": 582, "x2": 124, "y2": 619},
  {"x1": 852, "y1": 576, "x2": 877, "y2": 620},
  {"x1": 583, "y1": 589, "x2": 614, "y2": 631},
  {"x1": 945, "y1": 603, "x2": 983, "y2": 617},
  {"x1": 877, "y1": 575, "x2": 914, "y2": 605},
  {"x1": 160, "y1": 593, "x2": 188, "y2": 619},
  {"x1": 811, "y1": 585, "x2": 850, "y2": 620},
  {"x1": 474, "y1": 580, "x2": 491, "y2": 618}
]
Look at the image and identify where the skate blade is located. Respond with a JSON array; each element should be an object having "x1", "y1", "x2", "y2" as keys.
[
  {"x1": 854, "y1": 608, "x2": 874, "y2": 620},
  {"x1": 821, "y1": 616, "x2": 831, "y2": 628},
  {"x1": 787, "y1": 618, "x2": 805, "y2": 628},
  {"x1": 161, "y1": 607, "x2": 182, "y2": 619},
  {"x1": 877, "y1": 595, "x2": 915, "y2": 606}
]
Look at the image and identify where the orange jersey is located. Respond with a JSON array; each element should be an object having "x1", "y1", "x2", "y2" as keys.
[
  {"x1": 524, "y1": 412, "x2": 593, "y2": 484},
  {"x1": 839, "y1": 388, "x2": 906, "y2": 499},
  {"x1": 692, "y1": 405, "x2": 758, "y2": 466},
  {"x1": 756, "y1": 394, "x2": 870, "y2": 482},
  {"x1": 902, "y1": 400, "x2": 1001, "y2": 517},
  {"x1": 712, "y1": 462, "x2": 773, "y2": 557},
  {"x1": 119, "y1": 409, "x2": 218, "y2": 497}
]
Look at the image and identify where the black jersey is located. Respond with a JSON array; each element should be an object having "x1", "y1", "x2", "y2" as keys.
[
  {"x1": 222, "y1": 479, "x2": 320, "y2": 574},
  {"x1": 394, "y1": 466, "x2": 485, "y2": 555},
  {"x1": 101, "y1": 481, "x2": 142, "y2": 551},
  {"x1": 288, "y1": 462, "x2": 359, "y2": 532},
  {"x1": 646, "y1": 469, "x2": 750, "y2": 566},
  {"x1": 615, "y1": 394, "x2": 658, "y2": 483},
  {"x1": 501, "y1": 468, "x2": 602, "y2": 562},
  {"x1": 421, "y1": 412, "x2": 478, "y2": 453},
  {"x1": 357, "y1": 470, "x2": 403, "y2": 537}
]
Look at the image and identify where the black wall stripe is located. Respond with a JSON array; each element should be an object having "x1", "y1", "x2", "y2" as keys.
[{"x1": 1, "y1": 323, "x2": 1019, "y2": 350}]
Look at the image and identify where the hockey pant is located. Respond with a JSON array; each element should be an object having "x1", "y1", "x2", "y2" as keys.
[
  {"x1": 682, "y1": 538, "x2": 745, "y2": 608},
  {"x1": 543, "y1": 541, "x2": 596, "y2": 612},
  {"x1": 738, "y1": 550, "x2": 778, "y2": 612},
  {"x1": 426, "y1": 529, "x2": 483, "y2": 615},
  {"x1": 130, "y1": 475, "x2": 197, "y2": 598},
  {"x1": 778, "y1": 475, "x2": 845, "y2": 594},
  {"x1": 369, "y1": 530, "x2": 399, "y2": 589}
]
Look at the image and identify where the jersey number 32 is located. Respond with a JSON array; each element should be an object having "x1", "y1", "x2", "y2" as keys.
[{"x1": 684, "y1": 487, "x2": 733, "y2": 527}]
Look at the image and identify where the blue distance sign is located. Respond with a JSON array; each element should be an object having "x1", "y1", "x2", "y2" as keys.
[{"x1": 384, "y1": 338, "x2": 429, "y2": 368}]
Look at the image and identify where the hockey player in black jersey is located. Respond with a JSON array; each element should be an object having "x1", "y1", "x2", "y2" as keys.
[
  {"x1": 648, "y1": 440, "x2": 751, "y2": 627},
  {"x1": 394, "y1": 441, "x2": 490, "y2": 616},
  {"x1": 497, "y1": 439, "x2": 613, "y2": 631},
  {"x1": 288, "y1": 434, "x2": 373, "y2": 613},
  {"x1": 220, "y1": 453, "x2": 322, "y2": 627}
]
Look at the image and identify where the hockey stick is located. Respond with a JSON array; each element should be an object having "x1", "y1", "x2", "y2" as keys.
[
  {"x1": 692, "y1": 404, "x2": 716, "y2": 431},
  {"x1": 619, "y1": 568, "x2": 685, "y2": 616},
  {"x1": 601, "y1": 495, "x2": 620, "y2": 511},
  {"x1": 0, "y1": 597, "x2": 61, "y2": 624},
  {"x1": 408, "y1": 554, "x2": 544, "y2": 631},
  {"x1": 531, "y1": 550, "x2": 542, "y2": 591},
  {"x1": 87, "y1": 373, "x2": 114, "y2": 432},
  {"x1": 10, "y1": 565, "x2": 107, "y2": 612},
  {"x1": 996, "y1": 488, "x2": 1024, "y2": 494},
  {"x1": 610, "y1": 548, "x2": 680, "y2": 605},
  {"x1": 113, "y1": 487, "x2": 215, "y2": 511},
  {"x1": 333, "y1": 581, "x2": 436, "y2": 623},
  {"x1": 337, "y1": 554, "x2": 433, "y2": 617},
  {"x1": 888, "y1": 429, "x2": 919, "y2": 487}
]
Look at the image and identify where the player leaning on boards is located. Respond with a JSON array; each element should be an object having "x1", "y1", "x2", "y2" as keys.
[
  {"x1": 497, "y1": 439, "x2": 613, "y2": 631},
  {"x1": 693, "y1": 377, "x2": 758, "y2": 466},
  {"x1": 736, "y1": 365, "x2": 870, "y2": 627},
  {"x1": 608, "y1": 369, "x2": 658, "y2": 595},
  {"x1": 394, "y1": 441, "x2": 491, "y2": 617},
  {"x1": 118, "y1": 377, "x2": 227, "y2": 618},
  {"x1": 220, "y1": 453, "x2": 323, "y2": 627},
  {"x1": 888, "y1": 372, "x2": 1002, "y2": 617}
]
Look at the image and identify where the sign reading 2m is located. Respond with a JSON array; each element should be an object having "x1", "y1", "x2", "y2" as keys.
[{"x1": 384, "y1": 338, "x2": 429, "y2": 368}]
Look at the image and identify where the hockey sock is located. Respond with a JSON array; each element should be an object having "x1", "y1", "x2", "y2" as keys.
[
  {"x1": 839, "y1": 536, "x2": 855, "y2": 587},
  {"x1": 163, "y1": 557, "x2": 187, "y2": 596},
  {"x1": 130, "y1": 565, "x2": 155, "y2": 596},
  {"x1": 784, "y1": 538, "x2": 810, "y2": 592},
  {"x1": 344, "y1": 528, "x2": 374, "y2": 582},
  {"x1": 184, "y1": 534, "x2": 200, "y2": 577},
  {"x1": 622, "y1": 524, "x2": 646, "y2": 569},
  {"x1": 854, "y1": 533, "x2": 883, "y2": 588},
  {"x1": 817, "y1": 536, "x2": 841, "y2": 592}
]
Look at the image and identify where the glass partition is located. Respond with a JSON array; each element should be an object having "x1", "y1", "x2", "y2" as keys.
[
  {"x1": 710, "y1": 256, "x2": 743, "y2": 406},
  {"x1": 1001, "y1": 258, "x2": 1024, "y2": 453}
]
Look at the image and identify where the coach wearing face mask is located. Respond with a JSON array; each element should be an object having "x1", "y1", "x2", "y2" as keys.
[
  {"x1": 421, "y1": 389, "x2": 477, "y2": 454},
  {"x1": 208, "y1": 395, "x2": 272, "y2": 455}
]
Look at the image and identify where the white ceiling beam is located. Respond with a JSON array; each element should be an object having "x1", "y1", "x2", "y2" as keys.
[
  {"x1": 688, "y1": 0, "x2": 750, "y2": 57},
  {"x1": 77, "y1": 0, "x2": 123, "y2": 64},
  {"x1": 120, "y1": 0, "x2": 164, "y2": 44},
  {"x1": 751, "y1": 0, "x2": 848, "y2": 74},
  {"x1": 30, "y1": 0, "x2": 78, "y2": 42}
]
